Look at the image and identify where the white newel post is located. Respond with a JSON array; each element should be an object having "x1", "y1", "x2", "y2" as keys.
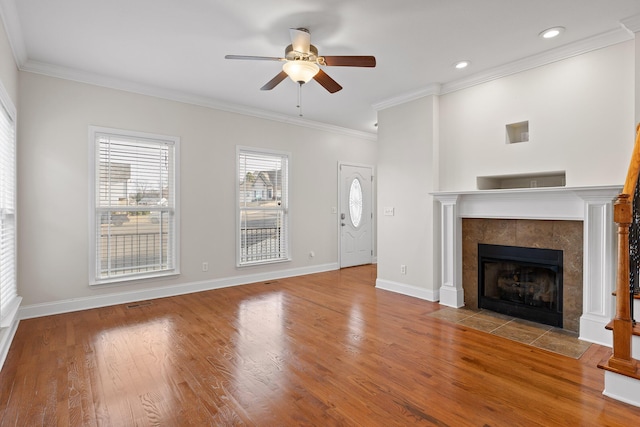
[{"x1": 437, "y1": 194, "x2": 464, "y2": 307}]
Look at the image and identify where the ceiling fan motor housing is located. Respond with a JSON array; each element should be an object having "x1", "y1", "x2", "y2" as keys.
[{"x1": 285, "y1": 44, "x2": 319, "y2": 62}]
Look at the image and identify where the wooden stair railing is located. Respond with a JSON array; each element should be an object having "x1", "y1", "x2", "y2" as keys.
[{"x1": 599, "y1": 124, "x2": 640, "y2": 378}]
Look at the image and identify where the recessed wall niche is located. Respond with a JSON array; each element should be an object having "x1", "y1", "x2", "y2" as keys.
[
  {"x1": 476, "y1": 171, "x2": 566, "y2": 190},
  {"x1": 506, "y1": 121, "x2": 529, "y2": 144}
]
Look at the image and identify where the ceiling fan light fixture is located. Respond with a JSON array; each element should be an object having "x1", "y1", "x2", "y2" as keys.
[{"x1": 283, "y1": 60, "x2": 319, "y2": 84}]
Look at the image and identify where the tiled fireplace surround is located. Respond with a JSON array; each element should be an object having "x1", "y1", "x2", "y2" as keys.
[{"x1": 433, "y1": 186, "x2": 621, "y2": 346}]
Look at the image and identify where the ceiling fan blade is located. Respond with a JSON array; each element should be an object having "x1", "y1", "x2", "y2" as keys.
[
  {"x1": 225, "y1": 55, "x2": 285, "y2": 62},
  {"x1": 313, "y1": 69, "x2": 342, "y2": 93},
  {"x1": 260, "y1": 71, "x2": 288, "y2": 90},
  {"x1": 289, "y1": 28, "x2": 311, "y2": 54},
  {"x1": 322, "y1": 56, "x2": 376, "y2": 67}
]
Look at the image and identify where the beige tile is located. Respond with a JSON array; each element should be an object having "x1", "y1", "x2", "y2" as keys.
[
  {"x1": 429, "y1": 306, "x2": 590, "y2": 359},
  {"x1": 428, "y1": 307, "x2": 476, "y2": 323},
  {"x1": 473, "y1": 310, "x2": 514, "y2": 322},
  {"x1": 531, "y1": 328, "x2": 592, "y2": 359},
  {"x1": 510, "y1": 318, "x2": 553, "y2": 333},
  {"x1": 458, "y1": 315, "x2": 505, "y2": 333},
  {"x1": 492, "y1": 319, "x2": 552, "y2": 345}
]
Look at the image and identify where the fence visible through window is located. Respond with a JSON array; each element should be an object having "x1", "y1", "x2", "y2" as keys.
[{"x1": 237, "y1": 147, "x2": 289, "y2": 265}]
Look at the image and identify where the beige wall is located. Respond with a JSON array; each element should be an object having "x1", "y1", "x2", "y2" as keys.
[
  {"x1": 376, "y1": 95, "x2": 439, "y2": 298},
  {"x1": 17, "y1": 72, "x2": 377, "y2": 307}
]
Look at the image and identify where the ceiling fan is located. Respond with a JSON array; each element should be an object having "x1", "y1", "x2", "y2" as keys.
[{"x1": 225, "y1": 28, "x2": 376, "y2": 93}]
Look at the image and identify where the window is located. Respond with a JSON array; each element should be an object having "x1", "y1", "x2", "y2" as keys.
[
  {"x1": 89, "y1": 127, "x2": 179, "y2": 284},
  {"x1": 0, "y1": 84, "x2": 18, "y2": 326},
  {"x1": 237, "y1": 147, "x2": 289, "y2": 266}
]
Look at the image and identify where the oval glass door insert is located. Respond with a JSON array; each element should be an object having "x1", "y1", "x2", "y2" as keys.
[{"x1": 349, "y1": 178, "x2": 363, "y2": 227}]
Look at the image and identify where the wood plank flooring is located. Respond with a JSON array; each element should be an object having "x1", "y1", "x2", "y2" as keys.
[{"x1": 1, "y1": 265, "x2": 639, "y2": 426}]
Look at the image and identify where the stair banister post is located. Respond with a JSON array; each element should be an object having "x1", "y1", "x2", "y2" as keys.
[{"x1": 608, "y1": 194, "x2": 636, "y2": 372}]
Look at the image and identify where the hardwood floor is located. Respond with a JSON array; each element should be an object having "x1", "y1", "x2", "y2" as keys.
[{"x1": 1, "y1": 265, "x2": 639, "y2": 426}]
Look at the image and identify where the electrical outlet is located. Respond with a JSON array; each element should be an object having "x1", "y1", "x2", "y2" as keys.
[
  {"x1": 400, "y1": 264, "x2": 406, "y2": 275},
  {"x1": 202, "y1": 262, "x2": 209, "y2": 272}
]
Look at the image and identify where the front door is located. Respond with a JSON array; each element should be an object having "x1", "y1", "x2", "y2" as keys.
[{"x1": 339, "y1": 163, "x2": 373, "y2": 268}]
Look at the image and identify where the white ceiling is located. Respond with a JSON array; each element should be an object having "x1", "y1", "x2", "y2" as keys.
[{"x1": 1, "y1": 0, "x2": 640, "y2": 136}]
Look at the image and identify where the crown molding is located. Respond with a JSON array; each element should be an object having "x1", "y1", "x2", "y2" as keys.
[
  {"x1": 372, "y1": 84, "x2": 441, "y2": 111},
  {"x1": 441, "y1": 27, "x2": 634, "y2": 94},
  {"x1": 0, "y1": 0, "x2": 26, "y2": 66},
  {"x1": 20, "y1": 59, "x2": 376, "y2": 141},
  {"x1": 373, "y1": 24, "x2": 635, "y2": 109},
  {"x1": 621, "y1": 13, "x2": 640, "y2": 33}
]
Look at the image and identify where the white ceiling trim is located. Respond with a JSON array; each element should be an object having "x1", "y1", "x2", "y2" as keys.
[
  {"x1": 19, "y1": 59, "x2": 377, "y2": 141},
  {"x1": 621, "y1": 14, "x2": 640, "y2": 33},
  {"x1": 373, "y1": 25, "x2": 635, "y2": 111},
  {"x1": 372, "y1": 84, "x2": 441, "y2": 112},
  {"x1": 441, "y1": 26, "x2": 634, "y2": 95},
  {"x1": 0, "y1": 0, "x2": 26, "y2": 66}
]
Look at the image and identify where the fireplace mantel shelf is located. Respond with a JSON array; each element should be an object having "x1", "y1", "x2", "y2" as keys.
[
  {"x1": 432, "y1": 185, "x2": 621, "y2": 347},
  {"x1": 432, "y1": 185, "x2": 621, "y2": 221},
  {"x1": 432, "y1": 185, "x2": 621, "y2": 197}
]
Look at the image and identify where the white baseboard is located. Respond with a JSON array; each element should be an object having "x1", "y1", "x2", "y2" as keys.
[
  {"x1": 19, "y1": 263, "x2": 338, "y2": 320},
  {"x1": 603, "y1": 370, "x2": 640, "y2": 408},
  {"x1": 579, "y1": 314, "x2": 613, "y2": 347},
  {"x1": 375, "y1": 278, "x2": 439, "y2": 302},
  {"x1": 439, "y1": 286, "x2": 465, "y2": 308}
]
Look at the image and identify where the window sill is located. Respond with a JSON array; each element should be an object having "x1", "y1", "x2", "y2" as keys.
[
  {"x1": 90, "y1": 270, "x2": 180, "y2": 287},
  {"x1": 237, "y1": 258, "x2": 291, "y2": 268}
]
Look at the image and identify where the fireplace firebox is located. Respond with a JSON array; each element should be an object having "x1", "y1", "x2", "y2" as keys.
[{"x1": 478, "y1": 244, "x2": 563, "y2": 327}]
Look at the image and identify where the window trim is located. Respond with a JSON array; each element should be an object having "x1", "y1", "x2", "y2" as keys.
[
  {"x1": 236, "y1": 146, "x2": 291, "y2": 267},
  {"x1": 0, "y1": 80, "x2": 19, "y2": 326},
  {"x1": 88, "y1": 126, "x2": 180, "y2": 285}
]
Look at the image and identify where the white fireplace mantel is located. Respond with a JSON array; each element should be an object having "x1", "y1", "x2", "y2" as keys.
[{"x1": 432, "y1": 185, "x2": 621, "y2": 346}]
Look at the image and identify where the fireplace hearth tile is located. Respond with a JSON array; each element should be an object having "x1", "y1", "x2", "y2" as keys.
[
  {"x1": 458, "y1": 314, "x2": 508, "y2": 333},
  {"x1": 493, "y1": 319, "x2": 553, "y2": 344},
  {"x1": 532, "y1": 329, "x2": 592, "y2": 359},
  {"x1": 428, "y1": 307, "x2": 591, "y2": 359},
  {"x1": 428, "y1": 306, "x2": 477, "y2": 322}
]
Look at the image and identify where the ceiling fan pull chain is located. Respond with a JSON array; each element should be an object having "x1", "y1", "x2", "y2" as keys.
[{"x1": 297, "y1": 82, "x2": 303, "y2": 117}]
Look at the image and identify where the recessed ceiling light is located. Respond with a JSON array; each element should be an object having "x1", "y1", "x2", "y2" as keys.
[
  {"x1": 454, "y1": 60, "x2": 470, "y2": 69},
  {"x1": 539, "y1": 26, "x2": 565, "y2": 39}
]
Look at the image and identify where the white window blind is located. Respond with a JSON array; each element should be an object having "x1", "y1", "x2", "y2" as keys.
[
  {"x1": 90, "y1": 127, "x2": 179, "y2": 284},
  {"x1": 237, "y1": 147, "x2": 289, "y2": 266},
  {"x1": 0, "y1": 97, "x2": 17, "y2": 324}
]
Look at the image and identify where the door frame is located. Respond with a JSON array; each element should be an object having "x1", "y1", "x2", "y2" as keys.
[{"x1": 337, "y1": 161, "x2": 375, "y2": 268}]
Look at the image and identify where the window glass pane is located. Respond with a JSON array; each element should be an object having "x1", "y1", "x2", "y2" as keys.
[
  {"x1": 349, "y1": 178, "x2": 363, "y2": 228},
  {"x1": 97, "y1": 210, "x2": 173, "y2": 277},
  {"x1": 92, "y1": 128, "x2": 178, "y2": 283},
  {"x1": 238, "y1": 148, "x2": 289, "y2": 265}
]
